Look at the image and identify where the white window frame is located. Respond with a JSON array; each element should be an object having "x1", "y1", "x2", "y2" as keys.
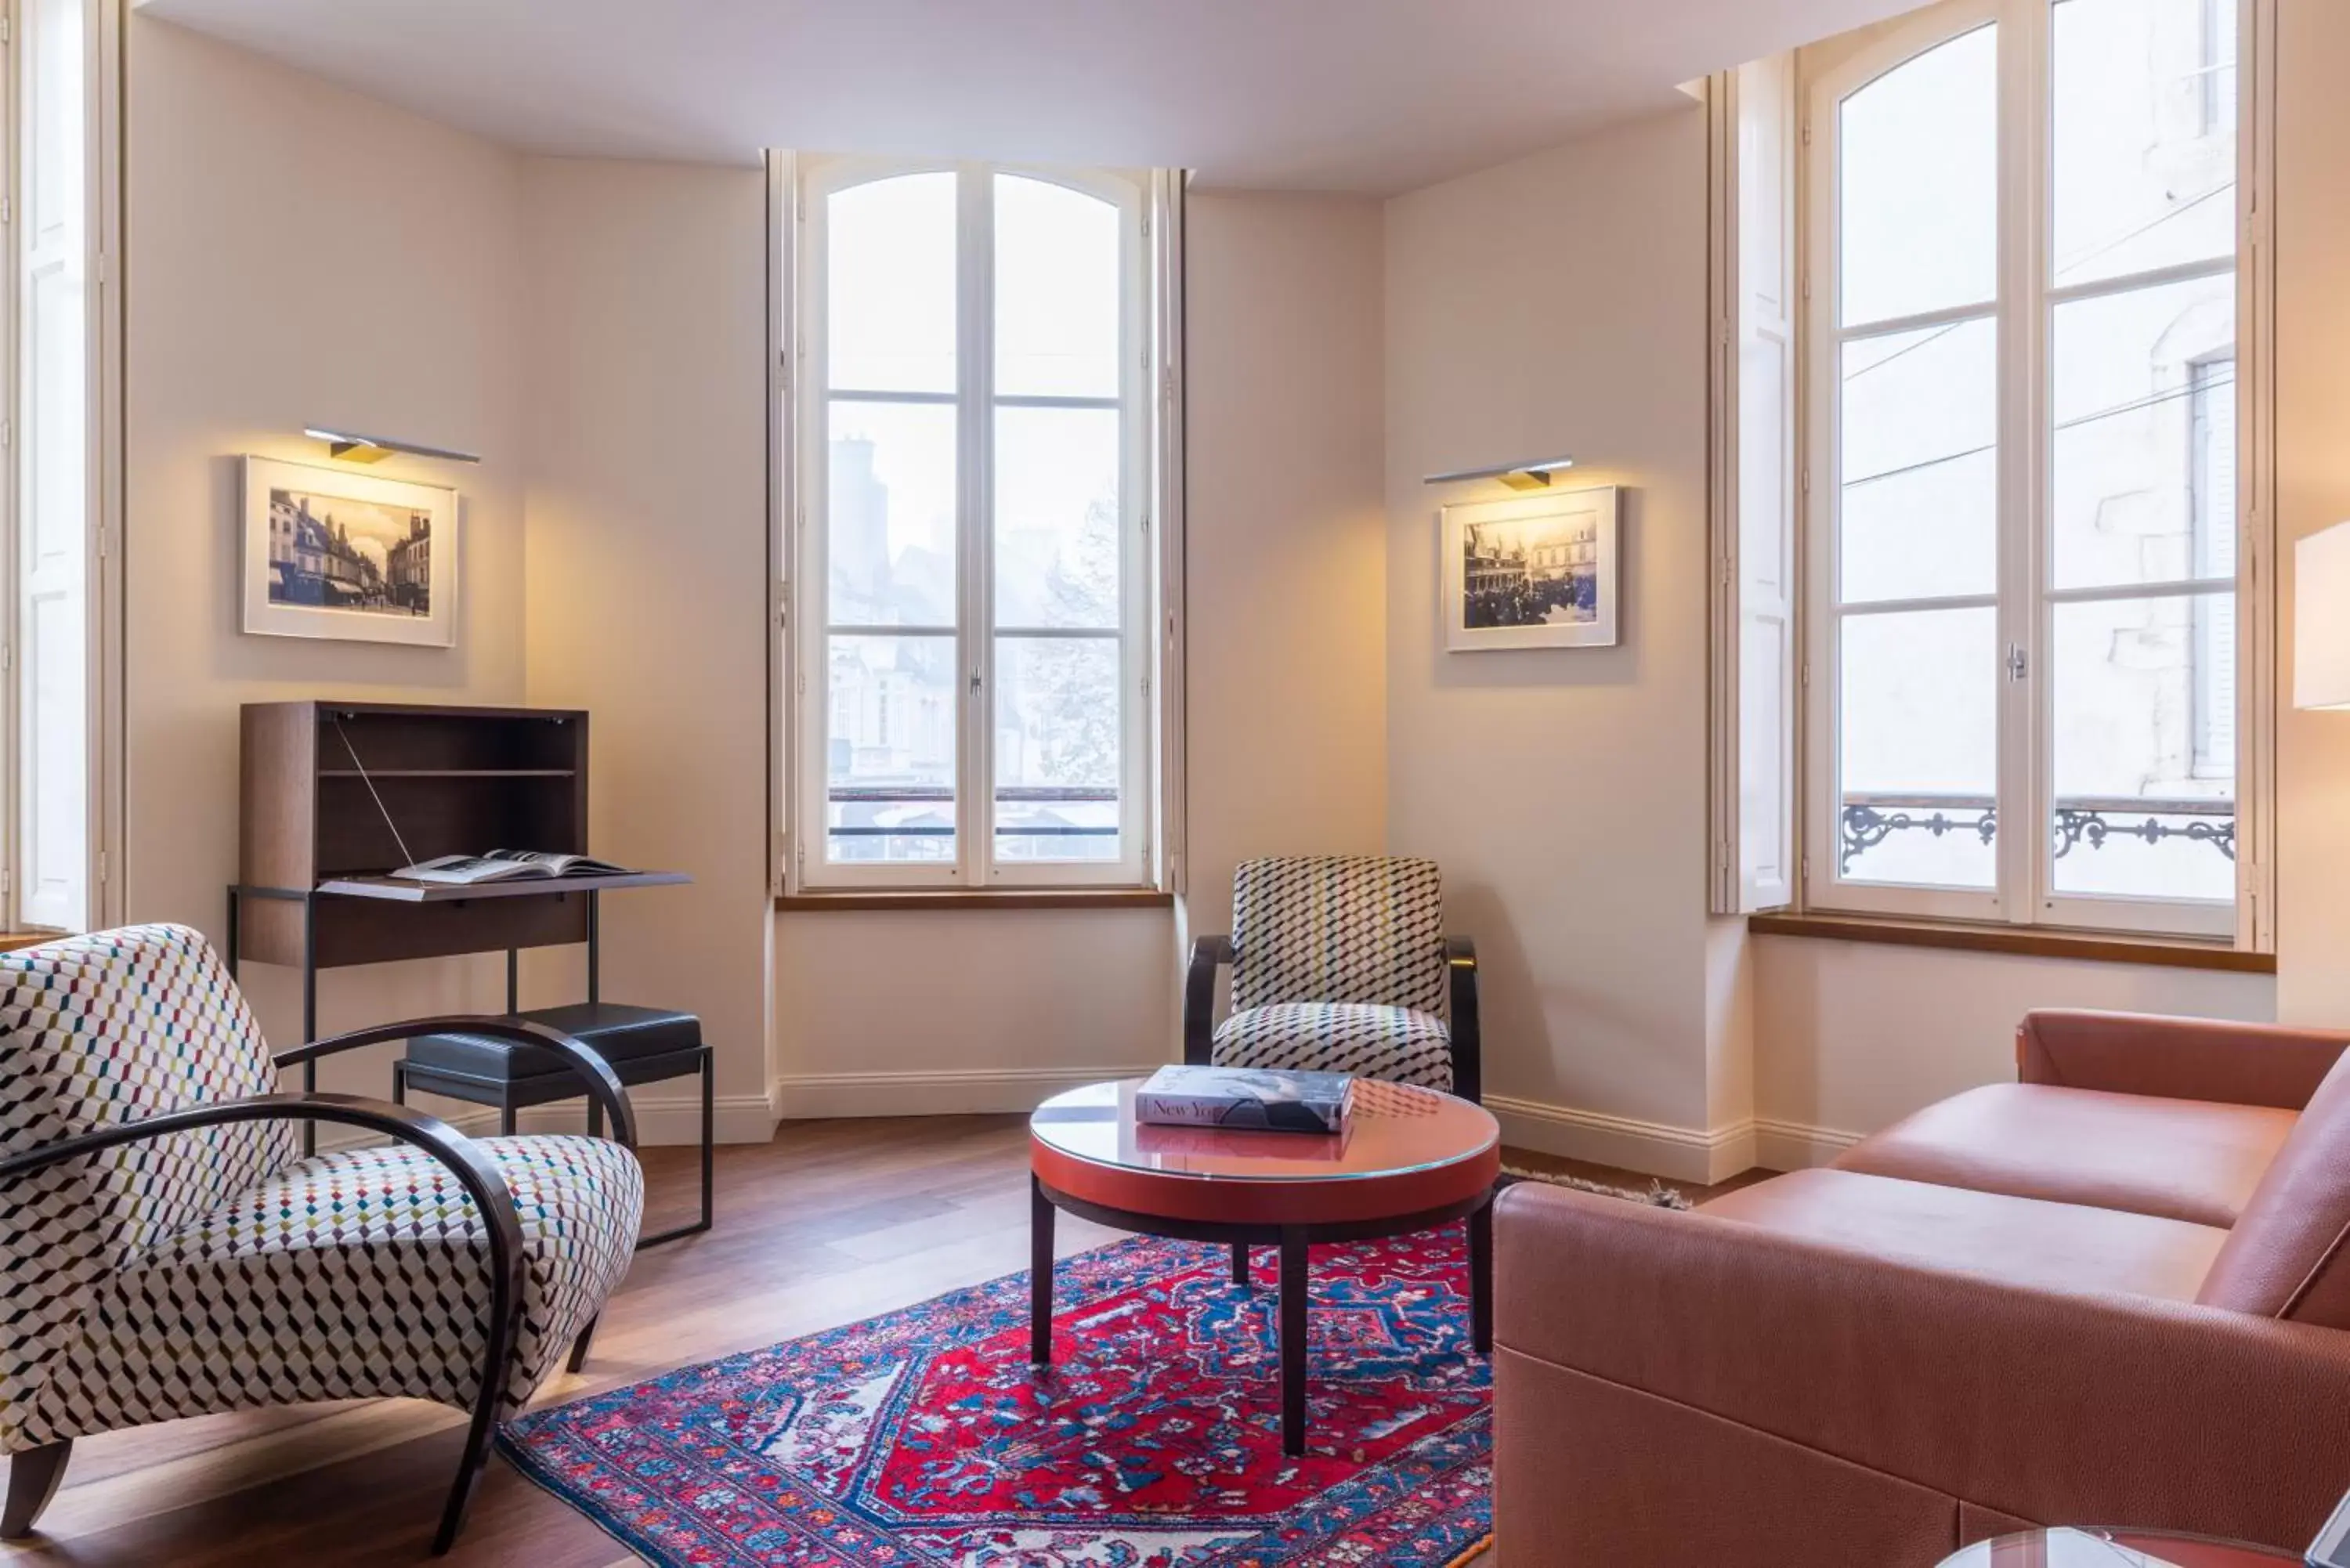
[
  {"x1": 0, "y1": 0, "x2": 120, "y2": 938},
  {"x1": 772, "y1": 153, "x2": 1180, "y2": 895},
  {"x1": 1784, "y1": 0, "x2": 2274, "y2": 945}
]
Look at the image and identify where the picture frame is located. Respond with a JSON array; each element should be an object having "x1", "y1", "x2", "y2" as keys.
[
  {"x1": 240, "y1": 455, "x2": 458, "y2": 646},
  {"x1": 1441, "y1": 484, "x2": 1620, "y2": 652}
]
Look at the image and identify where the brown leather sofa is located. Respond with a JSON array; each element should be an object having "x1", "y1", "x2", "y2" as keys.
[{"x1": 1493, "y1": 1010, "x2": 2350, "y2": 1566}]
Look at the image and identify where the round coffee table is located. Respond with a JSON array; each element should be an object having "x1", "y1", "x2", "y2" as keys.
[
  {"x1": 1028, "y1": 1077, "x2": 1502, "y2": 1457},
  {"x1": 1941, "y1": 1529, "x2": 2298, "y2": 1567}
]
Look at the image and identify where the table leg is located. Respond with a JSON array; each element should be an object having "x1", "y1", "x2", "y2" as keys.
[
  {"x1": 1231, "y1": 1241, "x2": 1250, "y2": 1287},
  {"x1": 1469, "y1": 1198, "x2": 1495, "y2": 1356},
  {"x1": 1279, "y1": 1228, "x2": 1308, "y2": 1456},
  {"x1": 1030, "y1": 1175, "x2": 1054, "y2": 1366}
]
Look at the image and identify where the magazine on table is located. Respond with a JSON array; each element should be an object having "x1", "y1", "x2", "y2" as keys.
[
  {"x1": 1134, "y1": 1065, "x2": 1355, "y2": 1134},
  {"x1": 391, "y1": 849, "x2": 632, "y2": 886}
]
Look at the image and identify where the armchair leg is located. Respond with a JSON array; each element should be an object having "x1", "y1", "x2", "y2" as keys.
[
  {"x1": 566, "y1": 1315, "x2": 599, "y2": 1375},
  {"x1": 2, "y1": 1440, "x2": 71, "y2": 1538}
]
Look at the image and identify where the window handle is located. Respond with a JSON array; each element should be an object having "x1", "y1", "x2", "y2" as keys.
[
  {"x1": 2006, "y1": 643, "x2": 2029, "y2": 682},
  {"x1": 969, "y1": 669, "x2": 983, "y2": 696}
]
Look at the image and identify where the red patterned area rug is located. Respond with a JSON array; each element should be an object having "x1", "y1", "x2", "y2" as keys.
[{"x1": 502, "y1": 1230, "x2": 1492, "y2": 1566}]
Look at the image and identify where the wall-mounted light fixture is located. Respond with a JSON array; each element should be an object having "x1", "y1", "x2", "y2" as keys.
[
  {"x1": 304, "y1": 426, "x2": 483, "y2": 465},
  {"x1": 1422, "y1": 455, "x2": 1577, "y2": 491},
  {"x1": 2298, "y1": 519, "x2": 2350, "y2": 710}
]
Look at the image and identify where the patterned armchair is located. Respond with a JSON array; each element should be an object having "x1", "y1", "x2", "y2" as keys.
[
  {"x1": 0, "y1": 924, "x2": 644, "y2": 1554},
  {"x1": 1184, "y1": 856, "x2": 1480, "y2": 1102}
]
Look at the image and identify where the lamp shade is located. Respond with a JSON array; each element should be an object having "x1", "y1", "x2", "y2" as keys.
[{"x1": 2298, "y1": 520, "x2": 2350, "y2": 710}]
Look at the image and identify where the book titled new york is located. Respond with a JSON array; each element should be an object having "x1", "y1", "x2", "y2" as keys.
[{"x1": 1134, "y1": 1065, "x2": 1355, "y2": 1134}]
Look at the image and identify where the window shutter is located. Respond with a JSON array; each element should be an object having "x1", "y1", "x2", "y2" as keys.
[{"x1": 1709, "y1": 56, "x2": 1798, "y2": 915}]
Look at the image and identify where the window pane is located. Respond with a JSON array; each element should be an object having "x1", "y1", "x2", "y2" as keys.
[
  {"x1": 1838, "y1": 24, "x2": 1998, "y2": 328},
  {"x1": 993, "y1": 635, "x2": 1121, "y2": 863},
  {"x1": 996, "y1": 406, "x2": 1120, "y2": 629},
  {"x1": 829, "y1": 401, "x2": 958, "y2": 628},
  {"x1": 996, "y1": 175, "x2": 1121, "y2": 399},
  {"x1": 2050, "y1": 594, "x2": 2235, "y2": 900},
  {"x1": 826, "y1": 634, "x2": 958, "y2": 864},
  {"x1": 1839, "y1": 316, "x2": 1998, "y2": 603},
  {"x1": 2053, "y1": 0, "x2": 2236, "y2": 288},
  {"x1": 827, "y1": 172, "x2": 956, "y2": 392},
  {"x1": 2050, "y1": 272, "x2": 2236, "y2": 590},
  {"x1": 1838, "y1": 606, "x2": 1998, "y2": 887}
]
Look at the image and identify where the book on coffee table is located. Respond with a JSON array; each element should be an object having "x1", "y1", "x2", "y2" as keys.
[{"x1": 1134, "y1": 1065, "x2": 1354, "y2": 1134}]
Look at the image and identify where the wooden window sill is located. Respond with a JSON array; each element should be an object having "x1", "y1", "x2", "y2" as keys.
[
  {"x1": 776, "y1": 890, "x2": 1174, "y2": 913},
  {"x1": 1748, "y1": 912, "x2": 2275, "y2": 974},
  {"x1": 0, "y1": 933, "x2": 56, "y2": 954}
]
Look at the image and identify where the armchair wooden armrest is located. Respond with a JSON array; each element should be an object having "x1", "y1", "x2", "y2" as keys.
[
  {"x1": 1447, "y1": 935, "x2": 1481, "y2": 1104},
  {"x1": 1184, "y1": 936, "x2": 1234, "y2": 1066},
  {"x1": 277, "y1": 1015, "x2": 637, "y2": 1147}
]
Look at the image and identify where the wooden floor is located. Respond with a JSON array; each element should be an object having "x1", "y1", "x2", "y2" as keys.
[{"x1": 0, "y1": 1117, "x2": 1748, "y2": 1567}]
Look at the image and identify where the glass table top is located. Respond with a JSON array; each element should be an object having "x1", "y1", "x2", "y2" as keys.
[
  {"x1": 1944, "y1": 1529, "x2": 2297, "y2": 1568},
  {"x1": 1029, "y1": 1078, "x2": 1499, "y2": 1184}
]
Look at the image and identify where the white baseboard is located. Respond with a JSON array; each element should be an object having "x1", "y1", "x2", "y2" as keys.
[
  {"x1": 772, "y1": 1064, "x2": 1170, "y2": 1119},
  {"x1": 1485, "y1": 1097, "x2": 1863, "y2": 1186},
  {"x1": 1752, "y1": 1116, "x2": 1864, "y2": 1171},
  {"x1": 1486, "y1": 1094, "x2": 1752, "y2": 1185}
]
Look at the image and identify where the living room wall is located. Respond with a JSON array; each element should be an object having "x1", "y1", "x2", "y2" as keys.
[
  {"x1": 1382, "y1": 105, "x2": 1734, "y2": 1178},
  {"x1": 125, "y1": 17, "x2": 530, "y2": 1093},
  {"x1": 518, "y1": 157, "x2": 776, "y2": 1137}
]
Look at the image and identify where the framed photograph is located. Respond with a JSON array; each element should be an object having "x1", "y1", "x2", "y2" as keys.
[
  {"x1": 1441, "y1": 485, "x2": 1619, "y2": 652},
  {"x1": 240, "y1": 456, "x2": 457, "y2": 646}
]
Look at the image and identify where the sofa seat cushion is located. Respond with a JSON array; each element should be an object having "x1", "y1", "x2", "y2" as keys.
[
  {"x1": 1829, "y1": 1082, "x2": 2294, "y2": 1229},
  {"x1": 1701, "y1": 1169, "x2": 2229, "y2": 1302}
]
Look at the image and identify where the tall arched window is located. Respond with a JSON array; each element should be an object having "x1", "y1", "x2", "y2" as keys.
[
  {"x1": 1803, "y1": 0, "x2": 2254, "y2": 940},
  {"x1": 789, "y1": 158, "x2": 1170, "y2": 891}
]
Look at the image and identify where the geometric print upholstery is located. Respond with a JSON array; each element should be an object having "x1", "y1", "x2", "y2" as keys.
[
  {"x1": 1, "y1": 924, "x2": 298, "y2": 1455},
  {"x1": 1228, "y1": 857, "x2": 1446, "y2": 1015},
  {"x1": 17, "y1": 1135, "x2": 643, "y2": 1447},
  {"x1": 1212, "y1": 1002, "x2": 1454, "y2": 1091},
  {"x1": 0, "y1": 923, "x2": 643, "y2": 1459}
]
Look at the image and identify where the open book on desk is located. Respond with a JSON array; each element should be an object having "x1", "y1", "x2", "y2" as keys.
[{"x1": 391, "y1": 849, "x2": 632, "y2": 886}]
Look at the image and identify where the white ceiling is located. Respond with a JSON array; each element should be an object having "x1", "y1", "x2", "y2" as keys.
[{"x1": 137, "y1": 0, "x2": 1918, "y2": 193}]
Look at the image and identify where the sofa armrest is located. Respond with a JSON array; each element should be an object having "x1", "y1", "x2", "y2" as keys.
[
  {"x1": 1495, "y1": 1180, "x2": 2350, "y2": 1550},
  {"x1": 2017, "y1": 1009, "x2": 2349, "y2": 1110}
]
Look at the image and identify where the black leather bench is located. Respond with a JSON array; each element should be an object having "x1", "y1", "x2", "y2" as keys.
[{"x1": 396, "y1": 1002, "x2": 713, "y2": 1247}]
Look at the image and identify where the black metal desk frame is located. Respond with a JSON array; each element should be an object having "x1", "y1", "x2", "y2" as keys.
[{"x1": 225, "y1": 878, "x2": 712, "y2": 1247}]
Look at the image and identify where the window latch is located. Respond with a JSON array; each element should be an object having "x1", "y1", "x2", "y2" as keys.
[
  {"x1": 2005, "y1": 643, "x2": 2029, "y2": 682},
  {"x1": 969, "y1": 669, "x2": 983, "y2": 696}
]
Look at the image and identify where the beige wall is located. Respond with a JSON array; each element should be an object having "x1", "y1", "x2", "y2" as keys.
[
  {"x1": 125, "y1": 18, "x2": 529, "y2": 1080},
  {"x1": 1753, "y1": 938, "x2": 2275, "y2": 1161},
  {"x1": 1383, "y1": 106, "x2": 1732, "y2": 1177},
  {"x1": 2274, "y1": 0, "x2": 2350, "y2": 1029},
  {"x1": 1180, "y1": 190, "x2": 1389, "y2": 941},
  {"x1": 519, "y1": 157, "x2": 775, "y2": 1135}
]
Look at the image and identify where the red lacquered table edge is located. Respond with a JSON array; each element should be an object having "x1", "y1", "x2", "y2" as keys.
[{"x1": 1026, "y1": 1078, "x2": 1502, "y2": 1458}]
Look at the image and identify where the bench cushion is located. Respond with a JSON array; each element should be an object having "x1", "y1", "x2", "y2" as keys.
[
  {"x1": 1829, "y1": 1082, "x2": 2294, "y2": 1229},
  {"x1": 407, "y1": 1003, "x2": 702, "y2": 1084}
]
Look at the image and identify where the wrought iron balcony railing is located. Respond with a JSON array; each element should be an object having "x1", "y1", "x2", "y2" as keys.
[
  {"x1": 1839, "y1": 792, "x2": 2235, "y2": 875},
  {"x1": 826, "y1": 785, "x2": 1118, "y2": 839}
]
